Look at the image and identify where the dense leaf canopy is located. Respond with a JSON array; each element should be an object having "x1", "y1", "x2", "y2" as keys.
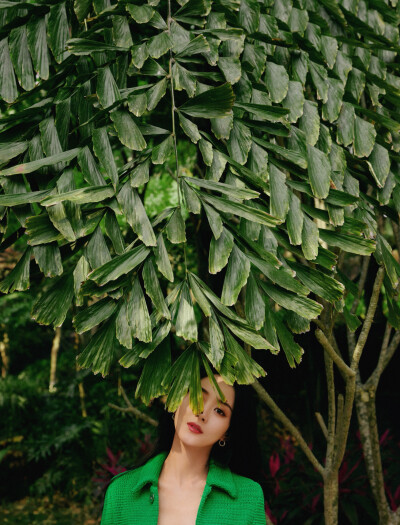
[{"x1": 1, "y1": 0, "x2": 400, "y2": 413}]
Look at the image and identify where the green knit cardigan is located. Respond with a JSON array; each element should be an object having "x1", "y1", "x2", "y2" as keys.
[{"x1": 100, "y1": 451, "x2": 267, "y2": 525}]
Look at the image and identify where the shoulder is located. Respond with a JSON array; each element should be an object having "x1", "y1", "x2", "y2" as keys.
[
  {"x1": 105, "y1": 460, "x2": 149, "y2": 496},
  {"x1": 230, "y1": 471, "x2": 264, "y2": 499}
]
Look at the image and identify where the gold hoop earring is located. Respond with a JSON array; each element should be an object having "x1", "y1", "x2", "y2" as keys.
[{"x1": 218, "y1": 439, "x2": 226, "y2": 447}]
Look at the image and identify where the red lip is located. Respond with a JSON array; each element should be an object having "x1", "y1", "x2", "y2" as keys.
[{"x1": 187, "y1": 422, "x2": 203, "y2": 434}]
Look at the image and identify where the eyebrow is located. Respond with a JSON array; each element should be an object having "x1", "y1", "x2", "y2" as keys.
[{"x1": 202, "y1": 387, "x2": 233, "y2": 412}]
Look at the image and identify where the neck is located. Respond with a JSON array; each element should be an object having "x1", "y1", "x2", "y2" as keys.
[{"x1": 159, "y1": 436, "x2": 212, "y2": 487}]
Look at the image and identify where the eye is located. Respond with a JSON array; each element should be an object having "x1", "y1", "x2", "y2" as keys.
[{"x1": 214, "y1": 407, "x2": 226, "y2": 416}]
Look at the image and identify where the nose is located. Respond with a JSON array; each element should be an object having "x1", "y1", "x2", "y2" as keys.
[{"x1": 196, "y1": 411, "x2": 206, "y2": 421}]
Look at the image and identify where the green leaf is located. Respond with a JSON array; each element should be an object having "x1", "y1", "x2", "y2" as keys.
[
  {"x1": 42, "y1": 186, "x2": 113, "y2": 206},
  {"x1": 116, "y1": 299, "x2": 132, "y2": 349},
  {"x1": 143, "y1": 258, "x2": 171, "y2": 319},
  {"x1": 74, "y1": 0, "x2": 91, "y2": 22},
  {"x1": 26, "y1": 214, "x2": 63, "y2": 246},
  {"x1": 184, "y1": 177, "x2": 259, "y2": 200},
  {"x1": 0, "y1": 149, "x2": 80, "y2": 176},
  {"x1": 283, "y1": 81, "x2": 305, "y2": 123},
  {"x1": 135, "y1": 341, "x2": 171, "y2": 404},
  {"x1": 222, "y1": 327, "x2": 266, "y2": 382},
  {"x1": 33, "y1": 244, "x2": 63, "y2": 278},
  {"x1": 77, "y1": 146, "x2": 106, "y2": 186},
  {"x1": 307, "y1": 145, "x2": 331, "y2": 199},
  {"x1": 245, "y1": 272, "x2": 265, "y2": 330},
  {"x1": 162, "y1": 346, "x2": 196, "y2": 412},
  {"x1": 131, "y1": 43, "x2": 149, "y2": 68},
  {"x1": 86, "y1": 226, "x2": 111, "y2": 270},
  {"x1": 336, "y1": 102, "x2": 355, "y2": 147},
  {"x1": 9, "y1": 27, "x2": 35, "y2": 91},
  {"x1": 319, "y1": 230, "x2": 376, "y2": 255},
  {"x1": 354, "y1": 116, "x2": 376, "y2": 158},
  {"x1": 148, "y1": 31, "x2": 172, "y2": 59},
  {"x1": 120, "y1": 320, "x2": 171, "y2": 366},
  {"x1": 152, "y1": 135, "x2": 174, "y2": 164},
  {"x1": 287, "y1": 192, "x2": 303, "y2": 246},
  {"x1": 209, "y1": 227, "x2": 234, "y2": 274},
  {"x1": 27, "y1": 16, "x2": 49, "y2": 80},
  {"x1": 218, "y1": 56, "x2": 241, "y2": 84},
  {"x1": 227, "y1": 120, "x2": 252, "y2": 165},
  {"x1": 208, "y1": 312, "x2": 225, "y2": 368},
  {"x1": 172, "y1": 62, "x2": 196, "y2": 97},
  {"x1": 235, "y1": 102, "x2": 289, "y2": 122},
  {"x1": 118, "y1": 183, "x2": 156, "y2": 246},
  {"x1": 0, "y1": 38, "x2": 18, "y2": 103},
  {"x1": 343, "y1": 306, "x2": 362, "y2": 332},
  {"x1": 178, "y1": 112, "x2": 201, "y2": 143},
  {"x1": 48, "y1": 2, "x2": 70, "y2": 63},
  {"x1": 221, "y1": 245, "x2": 250, "y2": 306},
  {"x1": 203, "y1": 202, "x2": 223, "y2": 239},
  {"x1": 89, "y1": 245, "x2": 150, "y2": 286},
  {"x1": 0, "y1": 190, "x2": 51, "y2": 206},
  {"x1": 265, "y1": 62, "x2": 289, "y2": 103},
  {"x1": 302, "y1": 215, "x2": 319, "y2": 260},
  {"x1": 166, "y1": 208, "x2": 186, "y2": 244},
  {"x1": 126, "y1": 4, "x2": 154, "y2": 23},
  {"x1": 111, "y1": 111, "x2": 147, "y2": 151},
  {"x1": 104, "y1": 211, "x2": 125, "y2": 256},
  {"x1": 67, "y1": 38, "x2": 127, "y2": 55},
  {"x1": 322, "y1": 78, "x2": 344, "y2": 123},
  {"x1": 269, "y1": 164, "x2": 289, "y2": 220},
  {"x1": 260, "y1": 281, "x2": 322, "y2": 320},
  {"x1": 188, "y1": 273, "x2": 212, "y2": 317},
  {"x1": 0, "y1": 247, "x2": 31, "y2": 293},
  {"x1": 154, "y1": 233, "x2": 174, "y2": 282},
  {"x1": 376, "y1": 234, "x2": 400, "y2": 287},
  {"x1": 93, "y1": 127, "x2": 119, "y2": 188},
  {"x1": 179, "y1": 83, "x2": 235, "y2": 118},
  {"x1": 131, "y1": 158, "x2": 150, "y2": 187},
  {"x1": 76, "y1": 316, "x2": 118, "y2": 377},
  {"x1": 366, "y1": 143, "x2": 390, "y2": 188},
  {"x1": 289, "y1": 262, "x2": 344, "y2": 302},
  {"x1": 201, "y1": 194, "x2": 281, "y2": 227},
  {"x1": 309, "y1": 61, "x2": 328, "y2": 103},
  {"x1": 32, "y1": 274, "x2": 74, "y2": 328},
  {"x1": 129, "y1": 277, "x2": 152, "y2": 343},
  {"x1": 182, "y1": 180, "x2": 201, "y2": 214},
  {"x1": 147, "y1": 77, "x2": 168, "y2": 111},
  {"x1": 176, "y1": 35, "x2": 210, "y2": 57},
  {"x1": 299, "y1": 100, "x2": 320, "y2": 146},
  {"x1": 275, "y1": 316, "x2": 304, "y2": 368},
  {"x1": 198, "y1": 139, "x2": 213, "y2": 166},
  {"x1": 175, "y1": 282, "x2": 198, "y2": 342},
  {"x1": 74, "y1": 298, "x2": 117, "y2": 334}
]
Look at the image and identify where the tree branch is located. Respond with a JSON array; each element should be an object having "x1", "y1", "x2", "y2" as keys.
[
  {"x1": 315, "y1": 329, "x2": 355, "y2": 379},
  {"x1": 252, "y1": 380, "x2": 324, "y2": 476}
]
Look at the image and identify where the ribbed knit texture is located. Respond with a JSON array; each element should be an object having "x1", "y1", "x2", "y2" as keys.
[{"x1": 100, "y1": 451, "x2": 266, "y2": 525}]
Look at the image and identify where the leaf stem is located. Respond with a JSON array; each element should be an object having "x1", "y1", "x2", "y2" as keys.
[{"x1": 167, "y1": 0, "x2": 187, "y2": 274}]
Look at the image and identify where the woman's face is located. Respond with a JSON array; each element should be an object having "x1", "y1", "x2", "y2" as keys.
[{"x1": 173, "y1": 374, "x2": 235, "y2": 450}]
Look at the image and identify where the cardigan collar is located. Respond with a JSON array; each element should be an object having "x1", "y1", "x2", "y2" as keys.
[{"x1": 131, "y1": 451, "x2": 238, "y2": 499}]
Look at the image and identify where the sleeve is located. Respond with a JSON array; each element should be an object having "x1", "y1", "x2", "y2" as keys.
[
  {"x1": 100, "y1": 483, "x2": 115, "y2": 525},
  {"x1": 250, "y1": 483, "x2": 267, "y2": 525}
]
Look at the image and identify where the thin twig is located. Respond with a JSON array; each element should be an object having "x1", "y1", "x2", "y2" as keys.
[
  {"x1": 315, "y1": 412, "x2": 328, "y2": 439},
  {"x1": 324, "y1": 353, "x2": 336, "y2": 471},
  {"x1": 252, "y1": 380, "x2": 324, "y2": 475},
  {"x1": 108, "y1": 403, "x2": 158, "y2": 426},
  {"x1": 365, "y1": 330, "x2": 400, "y2": 390},
  {"x1": 315, "y1": 329, "x2": 355, "y2": 379},
  {"x1": 351, "y1": 267, "x2": 385, "y2": 371}
]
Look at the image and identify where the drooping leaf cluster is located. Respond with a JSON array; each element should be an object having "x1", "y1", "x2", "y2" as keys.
[{"x1": 1, "y1": 0, "x2": 400, "y2": 413}]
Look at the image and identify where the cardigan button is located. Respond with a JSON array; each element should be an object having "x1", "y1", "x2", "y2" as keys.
[{"x1": 150, "y1": 493, "x2": 154, "y2": 504}]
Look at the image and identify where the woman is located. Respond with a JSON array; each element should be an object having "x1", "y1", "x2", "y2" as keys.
[{"x1": 100, "y1": 371, "x2": 267, "y2": 525}]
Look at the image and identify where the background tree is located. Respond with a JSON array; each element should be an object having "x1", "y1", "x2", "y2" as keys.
[{"x1": 1, "y1": 0, "x2": 400, "y2": 523}]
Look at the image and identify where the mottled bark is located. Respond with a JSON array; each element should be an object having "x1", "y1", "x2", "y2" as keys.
[{"x1": 49, "y1": 327, "x2": 61, "y2": 393}]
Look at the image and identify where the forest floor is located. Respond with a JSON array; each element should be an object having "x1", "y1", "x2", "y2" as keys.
[{"x1": 0, "y1": 494, "x2": 101, "y2": 525}]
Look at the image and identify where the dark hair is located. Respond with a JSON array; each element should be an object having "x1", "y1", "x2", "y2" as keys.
[{"x1": 133, "y1": 370, "x2": 265, "y2": 491}]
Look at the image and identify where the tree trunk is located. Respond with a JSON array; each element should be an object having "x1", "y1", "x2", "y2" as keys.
[
  {"x1": 355, "y1": 384, "x2": 399, "y2": 524},
  {"x1": 324, "y1": 472, "x2": 339, "y2": 525},
  {"x1": 49, "y1": 327, "x2": 61, "y2": 392},
  {"x1": 0, "y1": 330, "x2": 9, "y2": 378}
]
